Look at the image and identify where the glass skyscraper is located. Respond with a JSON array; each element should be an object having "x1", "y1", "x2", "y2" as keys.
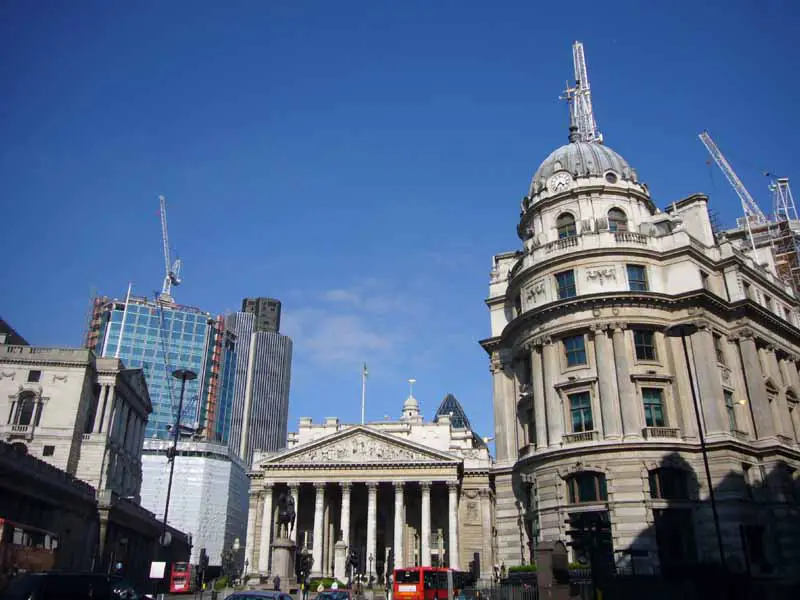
[{"x1": 88, "y1": 294, "x2": 229, "y2": 440}]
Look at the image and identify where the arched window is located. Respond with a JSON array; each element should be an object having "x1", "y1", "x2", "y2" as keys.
[
  {"x1": 566, "y1": 471, "x2": 608, "y2": 504},
  {"x1": 649, "y1": 468, "x2": 689, "y2": 500},
  {"x1": 607, "y1": 208, "x2": 628, "y2": 232},
  {"x1": 556, "y1": 213, "x2": 577, "y2": 239},
  {"x1": 15, "y1": 392, "x2": 36, "y2": 426}
]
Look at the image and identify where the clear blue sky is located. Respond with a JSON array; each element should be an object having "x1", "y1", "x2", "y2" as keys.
[{"x1": 2, "y1": 0, "x2": 798, "y2": 442}]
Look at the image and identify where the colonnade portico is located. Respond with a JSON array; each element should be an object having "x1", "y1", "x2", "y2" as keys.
[{"x1": 246, "y1": 477, "x2": 461, "y2": 580}]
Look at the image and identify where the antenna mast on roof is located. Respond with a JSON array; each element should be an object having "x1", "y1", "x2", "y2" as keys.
[
  {"x1": 158, "y1": 195, "x2": 182, "y2": 302},
  {"x1": 569, "y1": 41, "x2": 603, "y2": 143}
]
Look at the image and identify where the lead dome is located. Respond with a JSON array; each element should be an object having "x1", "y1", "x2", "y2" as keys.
[{"x1": 528, "y1": 128, "x2": 640, "y2": 198}]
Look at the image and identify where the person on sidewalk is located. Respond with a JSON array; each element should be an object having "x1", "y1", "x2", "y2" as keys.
[{"x1": 273, "y1": 575, "x2": 281, "y2": 591}]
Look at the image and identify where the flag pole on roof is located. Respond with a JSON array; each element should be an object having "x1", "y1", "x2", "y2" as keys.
[{"x1": 361, "y1": 362, "x2": 368, "y2": 425}]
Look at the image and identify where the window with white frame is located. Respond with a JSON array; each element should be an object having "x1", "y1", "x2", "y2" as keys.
[
  {"x1": 626, "y1": 264, "x2": 648, "y2": 292},
  {"x1": 569, "y1": 391, "x2": 594, "y2": 432},
  {"x1": 642, "y1": 388, "x2": 666, "y2": 427},
  {"x1": 563, "y1": 334, "x2": 587, "y2": 367}
]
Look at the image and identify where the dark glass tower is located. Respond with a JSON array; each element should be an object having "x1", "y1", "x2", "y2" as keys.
[{"x1": 241, "y1": 297, "x2": 282, "y2": 333}]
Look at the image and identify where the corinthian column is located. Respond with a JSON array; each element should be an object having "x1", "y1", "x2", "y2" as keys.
[
  {"x1": 312, "y1": 483, "x2": 325, "y2": 577},
  {"x1": 542, "y1": 338, "x2": 563, "y2": 447},
  {"x1": 366, "y1": 482, "x2": 378, "y2": 575},
  {"x1": 592, "y1": 326, "x2": 622, "y2": 440},
  {"x1": 393, "y1": 482, "x2": 404, "y2": 569},
  {"x1": 340, "y1": 483, "x2": 351, "y2": 549},
  {"x1": 421, "y1": 482, "x2": 432, "y2": 566},
  {"x1": 289, "y1": 483, "x2": 300, "y2": 543},
  {"x1": 530, "y1": 340, "x2": 548, "y2": 449},
  {"x1": 611, "y1": 324, "x2": 642, "y2": 439},
  {"x1": 258, "y1": 484, "x2": 274, "y2": 574},
  {"x1": 447, "y1": 482, "x2": 460, "y2": 570}
]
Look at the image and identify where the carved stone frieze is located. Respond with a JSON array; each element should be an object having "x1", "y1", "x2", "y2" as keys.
[
  {"x1": 525, "y1": 279, "x2": 547, "y2": 300},
  {"x1": 279, "y1": 433, "x2": 437, "y2": 464},
  {"x1": 585, "y1": 266, "x2": 616, "y2": 283},
  {"x1": 0, "y1": 372, "x2": 15, "y2": 380}
]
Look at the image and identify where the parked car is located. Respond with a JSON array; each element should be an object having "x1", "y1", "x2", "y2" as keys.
[{"x1": 1, "y1": 571, "x2": 140, "y2": 600}]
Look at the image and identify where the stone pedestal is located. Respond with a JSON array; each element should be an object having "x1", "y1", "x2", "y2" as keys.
[
  {"x1": 271, "y1": 536, "x2": 297, "y2": 586},
  {"x1": 334, "y1": 540, "x2": 347, "y2": 582}
]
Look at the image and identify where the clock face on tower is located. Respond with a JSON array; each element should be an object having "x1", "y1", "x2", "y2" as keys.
[{"x1": 547, "y1": 171, "x2": 572, "y2": 193}]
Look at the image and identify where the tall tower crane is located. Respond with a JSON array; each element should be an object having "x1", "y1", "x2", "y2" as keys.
[
  {"x1": 158, "y1": 194, "x2": 182, "y2": 302},
  {"x1": 563, "y1": 41, "x2": 603, "y2": 143},
  {"x1": 698, "y1": 130, "x2": 767, "y2": 254}
]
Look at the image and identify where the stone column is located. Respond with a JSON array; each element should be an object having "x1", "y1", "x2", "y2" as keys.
[
  {"x1": 592, "y1": 325, "x2": 622, "y2": 440},
  {"x1": 340, "y1": 483, "x2": 351, "y2": 549},
  {"x1": 101, "y1": 385, "x2": 116, "y2": 434},
  {"x1": 542, "y1": 338, "x2": 563, "y2": 447},
  {"x1": 289, "y1": 483, "x2": 300, "y2": 543},
  {"x1": 690, "y1": 324, "x2": 727, "y2": 435},
  {"x1": 421, "y1": 482, "x2": 431, "y2": 566},
  {"x1": 530, "y1": 340, "x2": 548, "y2": 449},
  {"x1": 737, "y1": 332, "x2": 776, "y2": 439},
  {"x1": 366, "y1": 482, "x2": 378, "y2": 576},
  {"x1": 93, "y1": 384, "x2": 109, "y2": 432},
  {"x1": 245, "y1": 491, "x2": 258, "y2": 575},
  {"x1": 393, "y1": 482, "x2": 404, "y2": 569},
  {"x1": 258, "y1": 484, "x2": 273, "y2": 573},
  {"x1": 447, "y1": 482, "x2": 460, "y2": 570},
  {"x1": 312, "y1": 483, "x2": 325, "y2": 577},
  {"x1": 490, "y1": 351, "x2": 517, "y2": 463},
  {"x1": 611, "y1": 324, "x2": 642, "y2": 439}
]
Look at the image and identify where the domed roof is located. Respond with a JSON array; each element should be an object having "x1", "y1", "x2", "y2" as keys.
[{"x1": 528, "y1": 129, "x2": 639, "y2": 197}]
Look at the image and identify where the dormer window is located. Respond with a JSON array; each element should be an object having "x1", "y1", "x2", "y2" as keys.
[
  {"x1": 556, "y1": 213, "x2": 577, "y2": 239},
  {"x1": 608, "y1": 208, "x2": 628, "y2": 232}
]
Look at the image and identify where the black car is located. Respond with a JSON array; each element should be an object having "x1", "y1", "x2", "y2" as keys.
[{"x1": 1, "y1": 572, "x2": 140, "y2": 600}]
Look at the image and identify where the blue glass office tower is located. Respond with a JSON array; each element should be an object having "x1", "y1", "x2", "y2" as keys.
[{"x1": 88, "y1": 294, "x2": 224, "y2": 440}]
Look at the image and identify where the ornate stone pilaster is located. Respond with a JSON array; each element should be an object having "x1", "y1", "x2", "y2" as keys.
[
  {"x1": 421, "y1": 482, "x2": 432, "y2": 566},
  {"x1": 393, "y1": 481, "x2": 404, "y2": 569},
  {"x1": 542, "y1": 338, "x2": 563, "y2": 447},
  {"x1": 611, "y1": 323, "x2": 642, "y2": 439},
  {"x1": 93, "y1": 384, "x2": 109, "y2": 433},
  {"x1": 258, "y1": 483, "x2": 274, "y2": 574},
  {"x1": 101, "y1": 385, "x2": 116, "y2": 434},
  {"x1": 736, "y1": 331, "x2": 776, "y2": 439},
  {"x1": 366, "y1": 482, "x2": 378, "y2": 575},
  {"x1": 447, "y1": 482, "x2": 460, "y2": 570},
  {"x1": 530, "y1": 339, "x2": 548, "y2": 449},
  {"x1": 311, "y1": 482, "x2": 325, "y2": 577},
  {"x1": 479, "y1": 489, "x2": 492, "y2": 579},
  {"x1": 591, "y1": 325, "x2": 622, "y2": 440},
  {"x1": 490, "y1": 350, "x2": 518, "y2": 462}
]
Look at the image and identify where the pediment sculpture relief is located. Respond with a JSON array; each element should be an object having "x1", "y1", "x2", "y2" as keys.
[{"x1": 281, "y1": 433, "x2": 432, "y2": 464}]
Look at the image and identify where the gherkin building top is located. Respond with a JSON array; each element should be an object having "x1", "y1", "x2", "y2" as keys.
[{"x1": 434, "y1": 393, "x2": 487, "y2": 448}]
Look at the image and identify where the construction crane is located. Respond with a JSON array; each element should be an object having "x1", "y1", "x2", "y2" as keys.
[
  {"x1": 158, "y1": 194, "x2": 182, "y2": 301},
  {"x1": 698, "y1": 130, "x2": 767, "y2": 254},
  {"x1": 561, "y1": 41, "x2": 603, "y2": 143}
]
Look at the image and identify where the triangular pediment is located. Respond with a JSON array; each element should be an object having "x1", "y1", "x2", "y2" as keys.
[{"x1": 260, "y1": 426, "x2": 461, "y2": 467}]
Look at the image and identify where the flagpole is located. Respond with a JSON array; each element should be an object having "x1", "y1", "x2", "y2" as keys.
[{"x1": 361, "y1": 362, "x2": 368, "y2": 425}]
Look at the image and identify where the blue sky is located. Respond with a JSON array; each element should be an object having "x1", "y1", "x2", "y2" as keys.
[{"x1": 1, "y1": 0, "x2": 798, "y2": 443}]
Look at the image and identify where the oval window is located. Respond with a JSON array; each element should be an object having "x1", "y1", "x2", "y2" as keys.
[{"x1": 605, "y1": 172, "x2": 618, "y2": 184}]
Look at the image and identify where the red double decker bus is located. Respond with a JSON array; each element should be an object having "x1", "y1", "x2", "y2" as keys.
[
  {"x1": 169, "y1": 561, "x2": 195, "y2": 594},
  {"x1": 393, "y1": 567, "x2": 469, "y2": 600}
]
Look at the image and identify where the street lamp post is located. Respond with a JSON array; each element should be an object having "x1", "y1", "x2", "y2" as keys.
[
  {"x1": 368, "y1": 553, "x2": 374, "y2": 587},
  {"x1": 161, "y1": 368, "x2": 197, "y2": 543}
]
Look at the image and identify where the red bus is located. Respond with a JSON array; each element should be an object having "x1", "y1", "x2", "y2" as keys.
[
  {"x1": 0, "y1": 518, "x2": 59, "y2": 589},
  {"x1": 393, "y1": 567, "x2": 469, "y2": 600},
  {"x1": 169, "y1": 561, "x2": 196, "y2": 594}
]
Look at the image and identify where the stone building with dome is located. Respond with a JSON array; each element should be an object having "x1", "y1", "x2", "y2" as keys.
[
  {"x1": 481, "y1": 114, "x2": 800, "y2": 573},
  {"x1": 244, "y1": 392, "x2": 494, "y2": 583}
]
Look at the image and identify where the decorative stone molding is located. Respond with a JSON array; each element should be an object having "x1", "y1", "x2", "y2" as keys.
[
  {"x1": 525, "y1": 280, "x2": 547, "y2": 299},
  {"x1": 0, "y1": 371, "x2": 15, "y2": 380},
  {"x1": 313, "y1": 481, "x2": 326, "y2": 489},
  {"x1": 279, "y1": 432, "x2": 437, "y2": 464},
  {"x1": 557, "y1": 460, "x2": 611, "y2": 478},
  {"x1": 585, "y1": 266, "x2": 616, "y2": 283},
  {"x1": 52, "y1": 374, "x2": 68, "y2": 382}
]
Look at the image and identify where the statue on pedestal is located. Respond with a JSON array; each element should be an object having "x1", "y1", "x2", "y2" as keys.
[{"x1": 276, "y1": 492, "x2": 296, "y2": 539}]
